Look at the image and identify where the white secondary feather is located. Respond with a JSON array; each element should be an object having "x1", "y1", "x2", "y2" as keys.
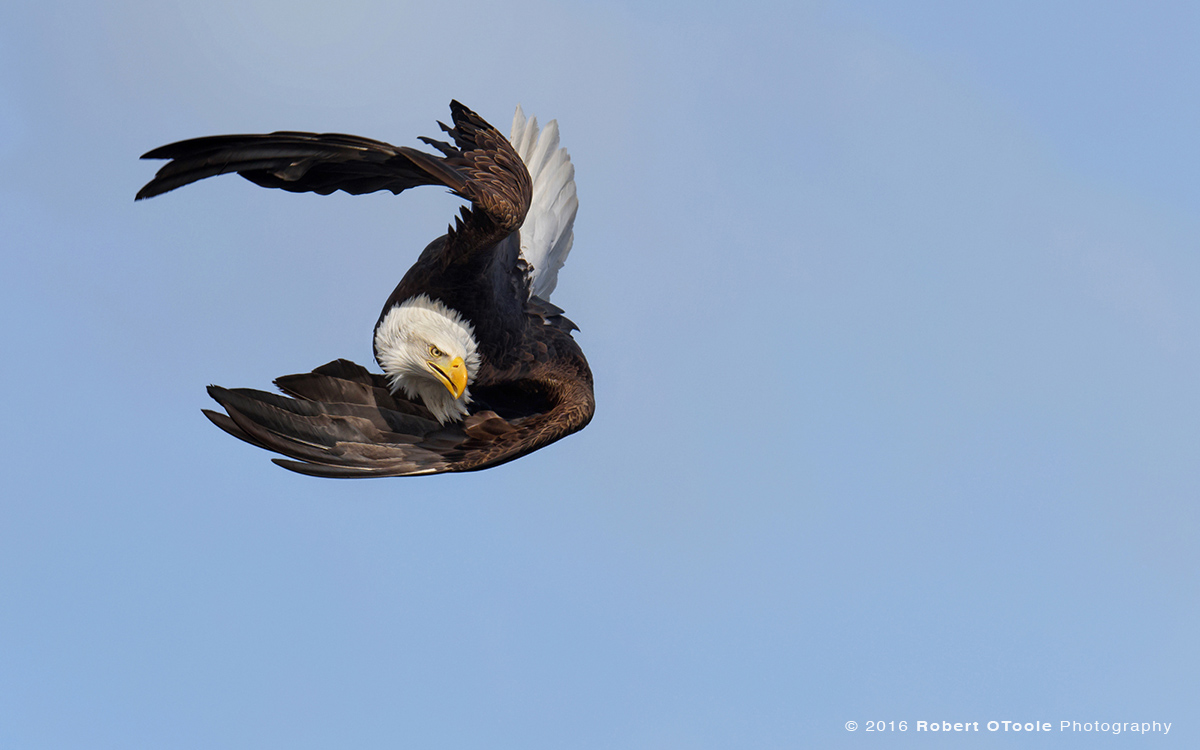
[{"x1": 511, "y1": 105, "x2": 579, "y2": 300}]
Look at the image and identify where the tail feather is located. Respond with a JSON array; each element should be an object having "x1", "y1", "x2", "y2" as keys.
[{"x1": 510, "y1": 106, "x2": 578, "y2": 300}]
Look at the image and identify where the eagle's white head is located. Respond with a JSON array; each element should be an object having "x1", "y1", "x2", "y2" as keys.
[{"x1": 374, "y1": 294, "x2": 482, "y2": 424}]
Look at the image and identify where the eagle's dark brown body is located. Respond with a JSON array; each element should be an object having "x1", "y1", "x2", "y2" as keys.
[{"x1": 138, "y1": 102, "x2": 593, "y2": 476}]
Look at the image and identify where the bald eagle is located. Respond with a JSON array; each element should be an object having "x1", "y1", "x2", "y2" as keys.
[{"x1": 137, "y1": 102, "x2": 594, "y2": 476}]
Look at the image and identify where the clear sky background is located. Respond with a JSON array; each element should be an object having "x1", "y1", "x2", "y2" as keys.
[{"x1": 2, "y1": 1, "x2": 1197, "y2": 747}]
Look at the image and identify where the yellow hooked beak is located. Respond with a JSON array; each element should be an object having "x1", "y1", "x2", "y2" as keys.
[{"x1": 428, "y1": 356, "x2": 468, "y2": 399}]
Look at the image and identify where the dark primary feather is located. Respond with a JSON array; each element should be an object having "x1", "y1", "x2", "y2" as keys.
[
  {"x1": 204, "y1": 358, "x2": 592, "y2": 477},
  {"x1": 139, "y1": 102, "x2": 593, "y2": 477},
  {"x1": 137, "y1": 132, "x2": 423, "y2": 199},
  {"x1": 136, "y1": 101, "x2": 531, "y2": 247}
]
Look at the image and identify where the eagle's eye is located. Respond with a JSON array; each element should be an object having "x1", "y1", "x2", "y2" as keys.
[{"x1": 429, "y1": 345, "x2": 444, "y2": 358}]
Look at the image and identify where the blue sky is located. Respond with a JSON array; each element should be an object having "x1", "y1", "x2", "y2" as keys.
[{"x1": 2, "y1": 1, "x2": 1197, "y2": 747}]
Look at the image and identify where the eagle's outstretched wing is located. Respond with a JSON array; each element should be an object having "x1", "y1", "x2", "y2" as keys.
[
  {"x1": 137, "y1": 101, "x2": 531, "y2": 240},
  {"x1": 205, "y1": 358, "x2": 592, "y2": 477}
]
